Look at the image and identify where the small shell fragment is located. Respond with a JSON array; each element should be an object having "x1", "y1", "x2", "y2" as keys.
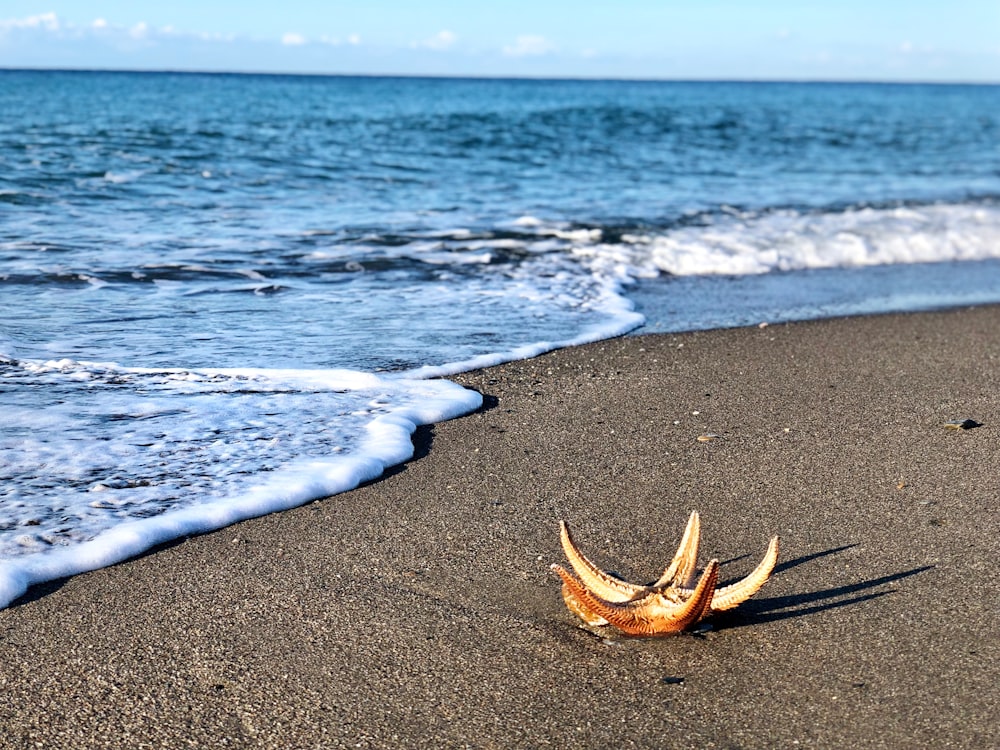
[
  {"x1": 944, "y1": 419, "x2": 982, "y2": 430},
  {"x1": 696, "y1": 433, "x2": 724, "y2": 442}
]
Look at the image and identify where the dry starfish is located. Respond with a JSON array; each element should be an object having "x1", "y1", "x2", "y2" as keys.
[{"x1": 551, "y1": 511, "x2": 779, "y2": 636}]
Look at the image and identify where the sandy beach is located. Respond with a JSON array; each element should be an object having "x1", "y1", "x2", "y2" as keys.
[{"x1": 1, "y1": 306, "x2": 998, "y2": 749}]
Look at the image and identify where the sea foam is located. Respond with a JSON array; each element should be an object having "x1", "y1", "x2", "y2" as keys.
[
  {"x1": 606, "y1": 203, "x2": 1000, "y2": 278},
  {"x1": 0, "y1": 360, "x2": 481, "y2": 608}
]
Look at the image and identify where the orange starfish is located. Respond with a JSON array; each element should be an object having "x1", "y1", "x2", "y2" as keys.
[{"x1": 551, "y1": 511, "x2": 779, "y2": 636}]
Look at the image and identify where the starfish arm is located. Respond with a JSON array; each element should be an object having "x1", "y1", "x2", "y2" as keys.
[
  {"x1": 552, "y1": 561, "x2": 720, "y2": 636},
  {"x1": 559, "y1": 521, "x2": 645, "y2": 602},
  {"x1": 652, "y1": 510, "x2": 701, "y2": 588},
  {"x1": 709, "y1": 535, "x2": 780, "y2": 612},
  {"x1": 559, "y1": 583, "x2": 611, "y2": 627},
  {"x1": 678, "y1": 560, "x2": 719, "y2": 630}
]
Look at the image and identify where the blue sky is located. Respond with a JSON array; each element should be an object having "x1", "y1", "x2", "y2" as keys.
[{"x1": 1, "y1": 2, "x2": 998, "y2": 81}]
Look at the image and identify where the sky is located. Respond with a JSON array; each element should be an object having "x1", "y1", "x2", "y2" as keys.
[{"x1": 1, "y1": 2, "x2": 999, "y2": 82}]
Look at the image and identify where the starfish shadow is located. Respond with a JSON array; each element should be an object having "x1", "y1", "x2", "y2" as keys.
[
  {"x1": 716, "y1": 543, "x2": 857, "y2": 588},
  {"x1": 712, "y1": 544, "x2": 933, "y2": 630}
]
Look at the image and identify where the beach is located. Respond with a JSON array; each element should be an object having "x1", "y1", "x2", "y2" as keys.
[{"x1": 1, "y1": 306, "x2": 998, "y2": 749}]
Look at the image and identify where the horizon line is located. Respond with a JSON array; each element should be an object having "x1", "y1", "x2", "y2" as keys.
[{"x1": 2, "y1": 65, "x2": 998, "y2": 87}]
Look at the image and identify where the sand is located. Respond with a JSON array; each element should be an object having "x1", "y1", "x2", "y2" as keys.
[{"x1": 1, "y1": 307, "x2": 998, "y2": 749}]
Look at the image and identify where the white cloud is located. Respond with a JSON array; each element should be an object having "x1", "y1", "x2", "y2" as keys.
[
  {"x1": 0, "y1": 12, "x2": 60, "y2": 32},
  {"x1": 0, "y1": 11, "x2": 232, "y2": 47},
  {"x1": 347, "y1": 33, "x2": 361, "y2": 46},
  {"x1": 199, "y1": 30, "x2": 236, "y2": 43},
  {"x1": 895, "y1": 40, "x2": 937, "y2": 57},
  {"x1": 0, "y1": 12, "x2": 332, "y2": 54},
  {"x1": 502, "y1": 35, "x2": 553, "y2": 58},
  {"x1": 415, "y1": 30, "x2": 456, "y2": 51}
]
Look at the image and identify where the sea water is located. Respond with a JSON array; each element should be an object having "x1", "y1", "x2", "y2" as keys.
[{"x1": 2, "y1": 72, "x2": 999, "y2": 607}]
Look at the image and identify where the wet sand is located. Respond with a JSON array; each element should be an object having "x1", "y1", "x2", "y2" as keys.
[{"x1": 1, "y1": 307, "x2": 999, "y2": 748}]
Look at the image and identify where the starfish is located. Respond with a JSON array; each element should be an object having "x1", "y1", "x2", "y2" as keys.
[{"x1": 550, "y1": 511, "x2": 779, "y2": 636}]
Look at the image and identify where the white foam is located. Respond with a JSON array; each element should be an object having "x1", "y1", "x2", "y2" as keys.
[
  {"x1": 612, "y1": 203, "x2": 1000, "y2": 277},
  {"x1": 0, "y1": 361, "x2": 481, "y2": 609},
  {"x1": 404, "y1": 282, "x2": 643, "y2": 379},
  {"x1": 512, "y1": 215, "x2": 543, "y2": 227},
  {"x1": 103, "y1": 170, "x2": 144, "y2": 184}
]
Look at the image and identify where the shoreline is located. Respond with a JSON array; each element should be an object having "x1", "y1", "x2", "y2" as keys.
[{"x1": 2, "y1": 306, "x2": 999, "y2": 748}]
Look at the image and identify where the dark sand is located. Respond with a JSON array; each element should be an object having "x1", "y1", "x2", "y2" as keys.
[{"x1": 2, "y1": 307, "x2": 999, "y2": 749}]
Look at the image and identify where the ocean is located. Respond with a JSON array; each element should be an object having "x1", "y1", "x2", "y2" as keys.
[{"x1": 2, "y1": 70, "x2": 999, "y2": 608}]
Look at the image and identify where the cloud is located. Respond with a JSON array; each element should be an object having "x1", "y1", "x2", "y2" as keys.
[
  {"x1": 313, "y1": 33, "x2": 360, "y2": 47},
  {"x1": 0, "y1": 12, "x2": 60, "y2": 32},
  {"x1": 0, "y1": 11, "x2": 232, "y2": 46},
  {"x1": 895, "y1": 40, "x2": 939, "y2": 57},
  {"x1": 502, "y1": 35, "x2": 553, "y2": 58},
  {"x1": 0, "y1": 12, "x2": 342, "y2": 57},
  {"x1": 414, "y1": 30, "x2": 456, "y2": 51},
  {"x1": 197, "y1": 30, "x2": 236, "y2": 43}
]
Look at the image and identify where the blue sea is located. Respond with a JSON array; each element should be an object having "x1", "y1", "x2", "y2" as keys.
[{"x1": 2, "y1": 71, "x2": 1000, "y2": 607}]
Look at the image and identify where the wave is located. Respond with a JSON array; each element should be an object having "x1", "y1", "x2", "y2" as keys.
[
  {"x1": 0, "y1": 358, "x2": 482, "y2": 608},
  {"x1": 570, "y1": 200, "x2": 1000, "y2": 278},
  {"x1": 3, "y1": 199, "x2": 999, "y2": 608}
]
